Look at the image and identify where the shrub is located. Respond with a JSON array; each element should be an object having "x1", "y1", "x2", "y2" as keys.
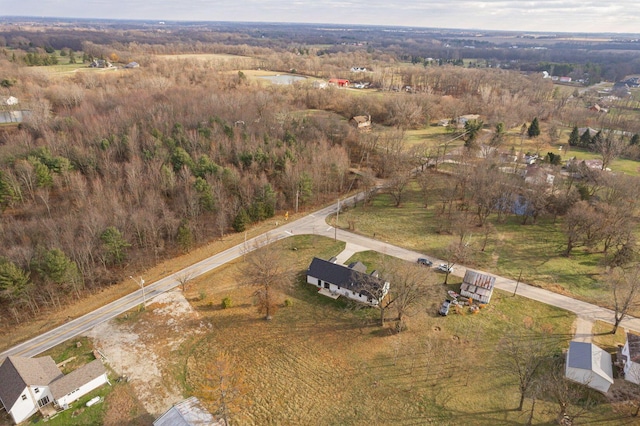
[
  {"x1": 221, "y1": 296, "x2": 233, "y2": 309},
  {"x1": 284, "y1": 298, "x2": 293, "y2": 307},
  {"x1": 199, "y1": 291, "x2": 207, "y2": 301}
]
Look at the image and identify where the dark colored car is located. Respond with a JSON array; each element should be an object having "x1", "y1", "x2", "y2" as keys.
[
  {"x1": 417, "y1": 258, "x2": 433, "y2": 267},
  {"x1": 439, "y1": 300, "x2": 451, "y2": 316}
]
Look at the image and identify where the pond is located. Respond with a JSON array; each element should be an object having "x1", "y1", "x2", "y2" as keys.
[{"x1": 258, "y1": 74, "x2": 306, "y2": 85}]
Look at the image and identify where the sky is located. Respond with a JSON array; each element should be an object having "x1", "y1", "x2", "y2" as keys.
[{"x1": 2, "y1": 0, "x2": 640, "y2": 34}]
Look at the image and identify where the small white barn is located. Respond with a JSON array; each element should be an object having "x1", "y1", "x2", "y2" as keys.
[
  {"x1": 0, "y1": 356, "x2": 109, "y2": 424},
  {"x1": 621, "y1": 332, "x2": 640, "y2": 384},
  {"x1": 459, "y1": 270, "x2": 496, "y2": 304},
  {"x1": 565, "y1": 341, "x2": 614, "y2": 393},
  {"x1": 306, "y1": 257, "x2": 390, "y2": 306}
]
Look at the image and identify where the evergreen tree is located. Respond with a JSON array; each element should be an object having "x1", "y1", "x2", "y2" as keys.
[
  {"x1": 568, "y1": 126, "x2": 580, "y2": 146},
  {"x1": 176, "y1": 220, "x2": 194, "y2": 253},
  {"x1": 232, "y1": 208, "x2": 250, "y2": 233},
  {"x1": 100, "y1": 226, "x2": 131, "y2": 265},
  {"x1": 580, "y1": 129, "x2": 593, "y2": 147},
  {"x1": 630, "y1": 134, "x2": 640, "y2": 146},
  {"x1": 527, "y1": 117, "x2": 541, "y2": 138}
]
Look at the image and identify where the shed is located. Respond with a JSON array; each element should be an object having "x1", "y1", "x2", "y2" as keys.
[
  {"x1": 459, "y1": 270, "x2": 495, "y2": 304},
  {"x1": 565, "y1": 341, "x2": 613, "y2": 393}
]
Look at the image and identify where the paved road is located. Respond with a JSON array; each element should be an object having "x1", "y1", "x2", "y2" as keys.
[{"x1": 2, "y1": 191, "x2": 637, "y2": 359}]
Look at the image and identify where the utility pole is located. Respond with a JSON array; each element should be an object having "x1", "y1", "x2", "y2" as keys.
[
  {"x1": 513, "y1": 269, "x2": 522, "y2": 296},
  {"x1": 129, "y1": 276, "x2": 146, "y2": 308},
  {"x1": 334, "y1": 199, "x2": 340, "y2": 241},
  {"x1": 295, "y1": 189, "x2": 299, "y2": 213}
]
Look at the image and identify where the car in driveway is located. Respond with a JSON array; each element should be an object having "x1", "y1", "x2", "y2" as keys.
[
  {"x1": 436, "y1": 263, "x2": 454, "y2": 273},
  {"x1": 417, "y1": 258, "x2": 433, "y2": 267},
  {"x1": 438, "y1": 300, "x2": 451, "y2": 316}
]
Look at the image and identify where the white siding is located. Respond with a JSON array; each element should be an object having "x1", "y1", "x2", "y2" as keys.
[
  {"x1": 622, "y1": 342, "x2": 640, "y2": 384},
  {"x1": 55, "y1": 374, "x2": 109, "y2": 407},
  {"x1": 7, "y1": 386, "x2": 38, "y2": 425}
]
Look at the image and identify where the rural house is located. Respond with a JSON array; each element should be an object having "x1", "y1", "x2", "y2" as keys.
[
  {"x1": 349, "y1": 115, "x2": 371, "y2": 130},
  {"x1": 0, "y1": 356, "x2": 109, "y2": 424},
  {"x1": 565, "y1": 341, "x2": 614, "y2": 393},
  {"x1": 620, "y1": 332, "x2": 640, "y2": 384},
  {"x1": 154, "y1": 396, "x2": 222, "y2": 426},
  {"x1": 459, "y1": 270, "x2": 496, "y2": 304},
  {"x1": 306, "y1": 257, "x2": 390, "y2": 306}
]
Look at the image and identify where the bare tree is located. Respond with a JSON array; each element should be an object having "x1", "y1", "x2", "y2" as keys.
[
  {"x1": 594, "y1": 130, "x2": 626, "y2": 171},
  {"x1": 384, "y1": 262, "x2": 432, "y2": 331},
  {"x1": 242, "y1": 235, "x2": 292, "y2": 320},
  {"x1": 496, "y1": 331, "x2": 552, "y2": 411},
  {"x1": 607, "y1": 265, "x2": 640, "y2": 334},
  {"x1": 176, "y1": 271, "x2": 195, "y2": 292}
]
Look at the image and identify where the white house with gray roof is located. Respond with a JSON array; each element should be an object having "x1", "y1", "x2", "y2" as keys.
[
  {"x1": 0, "y1": 356, "x2": 109, "y2": 424},
  {"x1": 620, "y1": 332, "x2": 640, "y2": 384},
  {"x1": 565, "y1": 341, "x2": 614, "y2": 393},
  {"x1": 306, "y1": 257, "x2": 390, "y2": 306}
]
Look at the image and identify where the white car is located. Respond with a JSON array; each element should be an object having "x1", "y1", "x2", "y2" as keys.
[{"x1": 436, "y1": 263, "x2": 454, "y2": 273}]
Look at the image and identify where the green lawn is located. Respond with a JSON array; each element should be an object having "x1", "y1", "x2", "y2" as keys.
[{"x1": 338, "y1": 178, "x2": 612, "y2": 303}]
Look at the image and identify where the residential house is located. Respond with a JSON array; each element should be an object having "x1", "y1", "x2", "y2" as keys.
[
  {"x1": 350, "y1": 67, "x2": 367, "y2": 72},
  {"x1": 524, "y1": 165, "x2": 555, "y2": 186},
  {"x1": 565, "y1": 341, "x2": 614, "y2": 393},
  {"x1": 349, "y1": 115, "x2": 371, "y2": 130},
  {"x1": 154, "y1": 396, "x2": 222, "y2": 426},
  {"x1": 312, "y1": 80, "x2": 328, "y2": 89},
  {"x1": 0, "y1": 356, "x2": 109, "y2": 424},
  {"x1": 89, "y1": 59, "x2": 113, "y2": 68},
  {"x1": 306, "y1": 257, "x2": 390, "y2": 306},
  {"x1": 620, "y1": 332, "x2": 640, "y2": 384},
  {"x1": 559, "y1": 76, "x2": 572, "y2": 83},
  {"x1": 124, "y1": 61, "x2": 140, "y2": 69},
  {"x1": 328, "y1": 78, "x2": 349, "y2": 87},
  {"x1": 459, "y1": 270, "x2": 496, "y2": 304},
  {"x1": 454, "y1": 114, "x2": 480, "y2": 128}
]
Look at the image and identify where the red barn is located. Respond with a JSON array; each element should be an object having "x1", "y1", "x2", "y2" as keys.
[{"x1": 328, "y1": 78, "x2": 349, "y2": 87}]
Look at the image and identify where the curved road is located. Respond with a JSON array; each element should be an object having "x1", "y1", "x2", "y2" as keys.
[{"x1": 2, "y1": 192, "x2": 638, "y2": 360}]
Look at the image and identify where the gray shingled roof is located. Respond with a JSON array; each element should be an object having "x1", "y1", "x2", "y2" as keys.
[
  {"x1": 0, "y1": 356, "x2": 63, "y2": 409},
  {"x1": 627, "y1": 333, "x2": 640, "y2": 363},
  {"x1": 567, "y1": 341, "x2": 592, "y2": 370},
  {"x1": 50, "y1": 359, "x2": 106, "y2": 399},
  {"x1": 154, "y1": 396, "x2": 219, "y2": 426},
  {"x1": 307, "y1": 257, "x2": 386, "y2": 296}
]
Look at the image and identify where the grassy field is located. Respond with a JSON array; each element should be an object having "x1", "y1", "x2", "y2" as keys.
[
  {"x1": 337, "y1": 177, "x2": 614, "y2": 302},
  {"x1": 173, "y1": 235, "x2": 626, "y2": 425}
]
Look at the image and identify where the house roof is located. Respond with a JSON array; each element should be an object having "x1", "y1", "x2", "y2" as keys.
[
  {"x1": 154, "y1": 396, "x2": 220, "y2": 426},
  {"x1": 566, "y1": 341, "x2": 614, "y2": 391},
  {"x1": 350, "y1": 116, "x2": 370, "y2": 124},
  {"x1": 0, "y1": 356, "x2": 63, "y2": 409},
  {"x1": 627, "y1": 333, "x2": 640, "y2": 363},
  {"x1": 462, "y1": 270, "x2": 495, "y2": 290},
  {"x1": 50, "y1": 359, "x2": 106, "y2": 399},
  {"x1": 307, "y1": 257, "x2": 387, "y2": 297}
]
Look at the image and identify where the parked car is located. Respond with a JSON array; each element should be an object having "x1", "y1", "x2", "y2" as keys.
[
  {"x1": 439, "y1": 300, "x2": 451, "y2": 316},
  {"x1": 436, "y1": 263, "x2": 454, "y2": 273},
  {"x1": 417, "y1": 257, "x2": 433, "y2": 267}
]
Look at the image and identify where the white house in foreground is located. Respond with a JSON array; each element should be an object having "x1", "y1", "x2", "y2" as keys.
[
  {"x1": 565, "y1": 341, "x2": 614, "y2": 393},
  {"x1": 307, "y1": 257, "x2": 390, "y2": 306},
  {"x1": 460, "y1": 270, "x2": 496, "y2": 304},
  {"x1": 0, "y1": 356, "x2": 109, "y2": 424},
  {"x1": 620, "y1": 332, "x2": 640, "y2": 384}
]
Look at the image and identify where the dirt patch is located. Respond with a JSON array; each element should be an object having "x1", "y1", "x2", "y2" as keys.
[{"x1": 85, "y1": 290, "x2": 207, "y2": 417}]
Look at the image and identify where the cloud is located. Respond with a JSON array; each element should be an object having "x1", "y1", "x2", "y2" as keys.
[{"x1": 3, "y1": 0, "x2": 640, "y2": 33}]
